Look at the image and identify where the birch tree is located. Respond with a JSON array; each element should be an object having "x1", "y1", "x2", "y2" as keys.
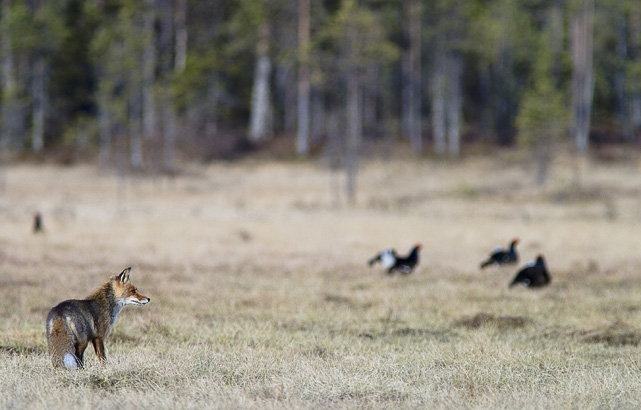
[
  {"x1": 402, "y1": 0, "x2": 422, "y2": 154},
  {"x1": 30, "y1": 0, "x2": 48, "y2": 153},
  {"x1": 159, "y1": 0, "x2": 176, "y2": 172},
  {"x1": 516, "y1": 8, "x2": 568, "y2": 186},
  {"x1": 296, "y1": 0, "x2": 310, "y2": 156},
  {"x1": 249, "y1": 15, "x2": 273, "y2": 143},
  {"x1": 431, "y1": 44, "x2": 463, "y2": 157},
  {"x1": 142, "y1": 0, "x2": 157, "y2": 144},
  {"x1": 429, "y1": 0, "x2": 465, "y2": 157},
  {"x1": 174, "y1": 0, "x2": 187, "y2": 73},
  {"x1": 91, "y1": 1, "x2": 148, "y2": 170},
  {"x1": 630, "y1": 2, "x2": 641, "y2": 136},
  {"x1": 623, "y1": 1, "x2": 641, "y2": 139},
  {"x1": 320, "y1": 0, "x2": 398, "y2": 203},
  {"x1": 570, "y1": 0, "x2": 595, "y2": 154},
  {"x1": 1, "y1": 0, "x2": 26, "y2": 150}
]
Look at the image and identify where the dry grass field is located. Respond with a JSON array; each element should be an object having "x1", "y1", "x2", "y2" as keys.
[{"x1": 2, "y1": 152, "x2": 641, "y2": 409}]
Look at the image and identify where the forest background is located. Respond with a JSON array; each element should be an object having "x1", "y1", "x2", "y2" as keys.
[{"x1": 0, "y1": 0, "x2": 640, "y2": 194}]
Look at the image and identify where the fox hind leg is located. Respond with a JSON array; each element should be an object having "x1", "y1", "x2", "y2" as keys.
[{"x1": 92, "y1": 338, "x2": 106, "y2": 364}]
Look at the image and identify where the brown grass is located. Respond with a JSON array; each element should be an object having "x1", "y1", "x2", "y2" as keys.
[{"x1": 2, "y1": 154, "x2": 641, "y2": 408}]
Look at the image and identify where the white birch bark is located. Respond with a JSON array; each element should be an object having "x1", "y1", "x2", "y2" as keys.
[
  {"x1": 296, "y1": 0, "x2": 310, "y2": 156},
  {"x1": 249, "y1": 22, "x2": 273, "y2": 142},
  {"x1": 402, "y1": 0, "x2": 422, "y2": 154},
  {"x1": 431, "y1": 51, "x2": 446, "y2": 156},
  {"x1": 570, "y1": 0, "x2": 595, "y2": 154},
  {"x1": 345, "y1": 23, "x2": 360, "y2": 203},
  {"x1": 446, "y1": 53, "x2": 462, "y2": 157},
  {"x1": 1, "y1": 0, "x2": 19, "y2": 149},
  {"x1": 98, "y1": 89, "x2": 112, "y2": 168},
  {"x1": 143, "y1": 0, "x2": 157, "y2": 141},
  {"x1": 130, "y1": 79, "x2": 143, "y2": 169},
  {"x1": 159, "y1": 0, "x2": 176, "y2": 172},
  {"x1": 1, "y1": 0, "x2": 14, "y2": 93},
  {"x1": 629, "y1": 4, "x2": 641, "y2": 134},
  {"x1": 163, "y1": 95, "x2": 176, "y2": 172}
]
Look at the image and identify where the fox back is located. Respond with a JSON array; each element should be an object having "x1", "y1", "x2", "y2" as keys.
[{"x1": 46, "y1": 267, "x2": 150, "y2": 369}]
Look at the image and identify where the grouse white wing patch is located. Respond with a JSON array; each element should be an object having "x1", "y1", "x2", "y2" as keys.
[
  {"x1": 524, "y1": 260, "x2": 536, "y2": 268},
  {"x1": 381, "y1": 249, "x2": 396, "y2": 269}
]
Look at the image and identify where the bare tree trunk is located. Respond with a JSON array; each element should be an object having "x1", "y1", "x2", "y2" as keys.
[
  {"x1": 205, "y1": 73, "x2": 219, "y2": 140},
  {"x1": 431, "y1": 49, "x2": 446, "y2": 156},
  {"x1": 495, "y1": 56, "x2": 516, "y2": 145},
  {"x1": 478, "y1": 63, "x2": 491, "y2": 141},
  {"x1": 130, "y1": 78, "x2": 143, "y2": 169},
  {"x1": 163, "y1": 93, "x2": 176, "y2": 172},
  {"x1": 310, "y1": 90, "x2": 324, "y2": 143},
  {"x1": 249, "y1": 21, "x2": 273, "y2": 142},
  {"x1": 402, "y1": 0, "x2": 422, "y2": 154},
  {"x1": 550, "y1": 0, "x2": 564, "y2": 87},
  {"x1": 536, "y1": 143, "x2": 550, "y2": 187},
  {"x1": 362, "y1": 65, "x2": 378, "y2": 136},
  {"x1": 633, "y1": 97, "x2": 641, "y2": 135},
  {"x1": 446, "y1": 52, "x2": 462, "y2": 157},
  {"x1": 629, "y1": 4, "x2": 641, "y2": 135},
  {"x1": 346, "y1": 74, "x2": 360, "y2": 203},
  {"x1": 31, "y1": 56, "x2": 45, "y2": 153},
  {"x1": 614, "y1": 12, "x2": 630, "y2": 139},
  {"x1": 570, "y1": 0, "x2": 595, "y2": 155},
  {"x1": 174, "y1": 0, "x2": 187, "y2": 72},
  {"x1": 76, "y1": 120, "x2": 87, "y2": 151},
  {"x1": 159, "y1": 0, "x2": 175, "y2": 172},
  {"x1": 143, "y1": 0, "x2": 157, "y2": 141},
  {"x1": 432, "y1": 46, "x2": 461, "y2": 157},
  {"x1": 345, "y1": 24, "x2": 360, "y2": 204},
  {"x1": 278, "y1": 66, "x2": 296, "y2": 133},
  {"x1": 325, "y1": 109, "x2": 342, "y2": 206},
  {"x1": 98, "y1": 89, "x2": 112, "y2": 168},
  {"x1": 1, "y1": 0, "x2": 14, "y2": 94},
  {"x1": 296, "y1": 0, "x2": 310, "y2": 156},
  {"x1": 1, "y1": 0, "x2": 22, "y2": 150}
]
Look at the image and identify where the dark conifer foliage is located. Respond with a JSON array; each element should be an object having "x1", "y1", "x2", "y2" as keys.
[{"x1": 0, "y1": 0, "x2": 638, "y2": 172}]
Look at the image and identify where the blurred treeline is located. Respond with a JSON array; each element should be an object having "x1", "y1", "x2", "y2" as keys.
[{"x1": 0, "y1": 0, "x2": 639, "y2": 172}]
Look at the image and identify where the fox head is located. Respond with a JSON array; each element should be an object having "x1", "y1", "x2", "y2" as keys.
[{"x1": 112, "y1": 267, "x2": 150, "y2": 306}]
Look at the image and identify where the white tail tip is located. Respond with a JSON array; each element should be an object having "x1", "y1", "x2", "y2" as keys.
[{"x1": 63, "y1": 353, "x2": 79, "y2": 370}]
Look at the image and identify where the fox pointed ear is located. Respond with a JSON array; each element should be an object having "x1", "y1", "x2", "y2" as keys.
[{"x1": 118, "y1": 267, "x2": 132, "y2": 283}]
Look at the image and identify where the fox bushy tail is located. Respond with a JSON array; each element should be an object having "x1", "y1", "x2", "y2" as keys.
[{"x1": 47, "y1": 317, "x2": 81, "y2": 369}]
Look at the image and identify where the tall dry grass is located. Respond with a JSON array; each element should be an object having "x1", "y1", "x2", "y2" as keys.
[{"x1": 1, "y1": 154, "x2": 641, "y2": 409}]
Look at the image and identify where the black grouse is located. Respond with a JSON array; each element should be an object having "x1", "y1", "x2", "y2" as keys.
[
  {"x1": 480, "y1": 238, "x2": 519, "y2": 269},
  {"x1": 509, "y1": 254, "x2": 551, "y2": 288},
  {"x1": 368, "y1": 243, "x2": 422, "y2": 275}
]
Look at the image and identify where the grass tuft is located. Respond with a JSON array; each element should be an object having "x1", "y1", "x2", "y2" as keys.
[{"x1": 454, "y1": 313, "x2": 533, "y2": 330}]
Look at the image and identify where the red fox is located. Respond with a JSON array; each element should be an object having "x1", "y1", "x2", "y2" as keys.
[{"x1": 46, "y1": 267, "x2": 150, "y2": 369}]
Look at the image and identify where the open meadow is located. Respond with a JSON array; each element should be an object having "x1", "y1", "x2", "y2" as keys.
[{"x1": 2, "y1": 152, "x2": 641, "y2": 409}]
